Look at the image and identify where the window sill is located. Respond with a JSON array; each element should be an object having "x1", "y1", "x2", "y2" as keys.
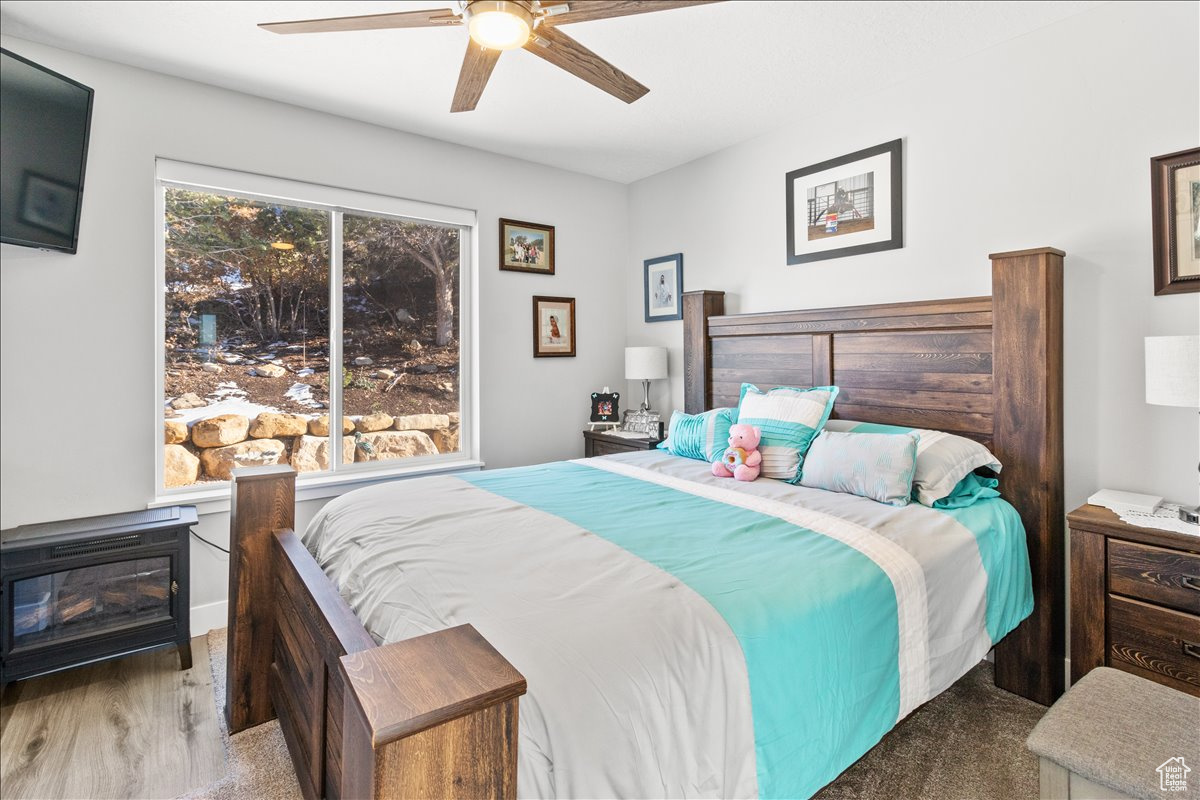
[{"x1": 149, "y1": 457, "x2": 485, "y2": 517}]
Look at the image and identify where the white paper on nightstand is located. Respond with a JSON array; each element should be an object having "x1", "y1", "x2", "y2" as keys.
[{"x1": 1087, "y1": 489, "x2": 1163, "y2": 514}]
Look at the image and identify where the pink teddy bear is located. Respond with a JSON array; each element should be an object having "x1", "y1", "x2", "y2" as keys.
[{"x1": 711, "y1": 424, "x2": 762, "y2": 482}]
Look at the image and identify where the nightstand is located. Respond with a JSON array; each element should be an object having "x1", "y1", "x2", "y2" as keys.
[
  {"x1": 1068, "y1": 503, "x2": 1200, "y2": 696},
  {"x1": 583, "y1": 430, "x2": 660, "y2": 458}
]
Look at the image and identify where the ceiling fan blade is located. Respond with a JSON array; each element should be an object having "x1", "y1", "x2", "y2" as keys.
[
  {"x1": 523, "y1": 27, "x2": 648, "y2": 104},
  {"x1": 259, "y1": 9, "x2": 460, "y2": 35},
  {"x1": 541, "y1": 1, "x2": 723, "y2": 26},
  {"x1": 451, "y1": 41, "x2": 503, "y2": 113}
]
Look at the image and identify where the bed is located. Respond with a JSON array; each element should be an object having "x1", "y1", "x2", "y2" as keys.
[{"x1": 223, "y1": 247, "x2": 1066, "y2": 800}]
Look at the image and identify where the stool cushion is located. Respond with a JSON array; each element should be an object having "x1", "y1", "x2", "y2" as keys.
[{"x1": 1027, "y1": 667, "x2": 1200, "y2": 800}]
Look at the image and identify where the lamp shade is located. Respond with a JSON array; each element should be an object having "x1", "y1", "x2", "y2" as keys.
[
  {"x1": 1145, "y1": 335, "x2": 1200, "y2": 408},
  {"x1": 625, "y1": 346, "x2": 668, "y2": 380}
]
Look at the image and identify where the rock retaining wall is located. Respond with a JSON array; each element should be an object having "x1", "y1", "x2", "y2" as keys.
[{"x1": 164, "y1": 411, "x2": 460, "y2": 487}]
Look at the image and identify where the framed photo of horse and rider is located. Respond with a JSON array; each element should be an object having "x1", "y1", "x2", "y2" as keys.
[{"x1": 786, "y1": 138, "x2": 904, "y2": 264}]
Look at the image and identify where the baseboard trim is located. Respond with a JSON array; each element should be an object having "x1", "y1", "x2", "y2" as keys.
[{"x1": 190, "y1": 600, "x2": 227, "y2": 636}]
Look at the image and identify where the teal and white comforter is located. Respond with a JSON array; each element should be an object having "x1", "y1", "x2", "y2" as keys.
[{"x1": 304, "y1": 450, "x2": 1032, "y2": 799}]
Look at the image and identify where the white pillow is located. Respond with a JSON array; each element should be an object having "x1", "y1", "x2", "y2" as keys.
[
  {"x1": 822, "y1": 420, "x2": 1001, "y2": 506},
  {"x1": 800, "y1": 430, "x2": 920, "y2": 506}
]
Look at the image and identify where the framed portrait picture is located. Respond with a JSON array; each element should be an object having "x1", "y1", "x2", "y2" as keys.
[
  {"x1": 785, "y1": 139, "x2": 903, "y2": 264},
  {"x1": 1151, "y1": 147, "x2": 1200, "y2": 295},
  {"x1": 500, "y1": 218, "x2": 555, "y2": 275},
  {"x1": 643, "y1": 253, "x2": 683, "y2": 322},
  {"x1": 532, "y1": 296, "x2": 575, "y2": 357},
  {"x1": 19, "y1": 172, "x2": 80, "y2": 237}
]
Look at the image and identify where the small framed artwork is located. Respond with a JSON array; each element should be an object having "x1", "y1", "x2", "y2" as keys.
[
  {"x1": 532, "y1": 296, "x2": 575, "y2": 357},
  {"x1": 785, "y1": 138, "x2": 903, "y2": 264},
  {"x1": 644, "y1": 253, "x2": 683, "y2": 322},
  {"x1": 590, "y1": 391, "x2": 620, "y2": 423},
  {"x1": 19, "y1": 172, "x2": 79, "y2": 237},
  {"x1": 1151, "y1": 146, "x2": 1200, "y2": 295},
  {"x1": 500, "y1": 218, "x2": 555, "y2": 275}
]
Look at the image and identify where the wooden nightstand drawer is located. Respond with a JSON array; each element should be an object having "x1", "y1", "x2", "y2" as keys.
[
  {"x1": 1108, "y1": 595, "x2": 1200, "y2": 696},
  {"x1": 583, "y1": 431, "x2": 659, "y2": 458},
  {"x1": 1108, "y1": 539, "x2": 1200, "y2": 614}
]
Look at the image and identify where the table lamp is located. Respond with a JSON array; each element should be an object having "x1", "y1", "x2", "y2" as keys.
[
  {"x1": 625, "y1": 346, "x2": 668, "y2": 412},
  {"x1": 1145, "y1": 335, "x2": 1200, "y2": 522}
]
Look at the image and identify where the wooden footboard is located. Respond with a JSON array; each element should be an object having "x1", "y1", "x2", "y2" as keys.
[{"x1": 226, "y1": 467, "x2": 526, "y2": 800}]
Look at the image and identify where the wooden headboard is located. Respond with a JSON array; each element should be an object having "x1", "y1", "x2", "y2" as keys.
[{"x1": 682, "y1": 247, "x2": 1065, "y2": 706}]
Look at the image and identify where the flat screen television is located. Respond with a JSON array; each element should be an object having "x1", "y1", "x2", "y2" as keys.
[{"x1": 1, "y1": 48, "x2": 94, "y2": 254}]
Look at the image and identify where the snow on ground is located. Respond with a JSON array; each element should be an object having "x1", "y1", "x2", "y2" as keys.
[
  {"x1": 285, "y1": 382, "x2": 324, "y2": 409},
  {"x1": 168, "y1": 398, "x2": 283, "y2": 426}
]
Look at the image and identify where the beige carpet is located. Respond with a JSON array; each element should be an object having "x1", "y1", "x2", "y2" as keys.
[
  {"x1": 178, "y1": 628, "x2": 299, "y2": 800},
  {"x1": 185, "y1": 628, "x2": 1044, "y2": 799}
]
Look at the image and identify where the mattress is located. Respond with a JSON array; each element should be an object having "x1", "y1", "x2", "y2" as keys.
[{"x1": 303, "y1": 449, "x2": 1033, "y2": 799}]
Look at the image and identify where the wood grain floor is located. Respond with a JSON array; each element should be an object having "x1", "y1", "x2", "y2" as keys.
[{"x1": 0, "y1": 638, "x2": 226, "y2": 800}]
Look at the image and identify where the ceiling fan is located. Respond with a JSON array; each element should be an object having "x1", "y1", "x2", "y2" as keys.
[{"x1": 260, "y1": 1, "x2": 721, "y2": 112}]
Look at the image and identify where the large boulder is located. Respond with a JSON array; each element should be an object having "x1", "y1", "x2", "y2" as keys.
[
  {"x1": 290, "y1": 435, "x2": 355, "y2": 472},
  {"x1": 199, "y1": 439, "x2": 287, "y2": 481},
  {"x1": 251, "y1": 364, "x2": 287, "y2": 378},
  {"x1": 191, "y1": 414, "x2": 250, "y2": 448},
  {"x1": 393, "y1": 414, "x2": 450, "y2": 432},
  {"x1": 249, "y1": 412, "x2": 308, "y2": 439},
  {"x1": 432, "y1": 426, "x2": 460, "y2": 454},
  {"x1": 308, "y1": 415, "x2": 354, "y2": 436},
  {"x1": 169, "y1": 392, "x2": 206, "y2": 410},
  {"x1": 355, "y1": 412, "x2": 393, "y2": 433},
  {"x1": 163, "y1": 445, "x2": 200, "y2": 487},
  {"x1": 354, "y1": 431, "x2": 437, "y2": 462},
  {"x1": 164, "y1": 419, "x2": 189, "y2": 445}
]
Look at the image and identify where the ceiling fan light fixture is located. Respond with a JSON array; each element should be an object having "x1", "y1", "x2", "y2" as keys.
[{"x1": 465, "y1": 1, "x2": 533, "y2": 51}]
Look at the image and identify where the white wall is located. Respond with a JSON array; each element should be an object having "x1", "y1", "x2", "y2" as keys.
[
  {"x1": 626, "y1": 1, "x2": 1200, "y2": 512},
  {"x1": 0, "y1": 37, "x2": 628, "y2": 628}
]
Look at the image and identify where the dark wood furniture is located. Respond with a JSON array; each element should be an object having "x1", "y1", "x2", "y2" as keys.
[
  {"x1": 583, "y1": 429, "x2": 659, "y2": 457},
  {"x1": 1068, "y1": 503, "x2": 1200, "y2": 697},
  {"x1": 1, "y1": 506, "x2": 196, "y2": 685},
  {"x1": 225, "y1": 245, "x2": 1066, "y2": 799},
  {"x1": 682, "y1": 247, "x2": 1066, "y2": 706},
  {"x1": 225, "y1": 466, "x2": 526, "y2": 800}
]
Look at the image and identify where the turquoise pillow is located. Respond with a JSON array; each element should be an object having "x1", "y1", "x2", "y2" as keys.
[
  {"x1": 932, "y1": 472, "x2": 1001, "y2": 509},
  {"x1": 799, "y1": 430, "x2": 920, "y2": 506},
  {"x1": 735, "y1": 383, "x2": 839, "y2": 483},
  {"x1": 657, "y1": 408, "x2": 735, "y2": 462}
]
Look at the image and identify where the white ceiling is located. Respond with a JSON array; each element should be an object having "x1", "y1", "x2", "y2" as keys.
[{"x1": 0, "y1": 1, "x2": 1102, "y2": 183}]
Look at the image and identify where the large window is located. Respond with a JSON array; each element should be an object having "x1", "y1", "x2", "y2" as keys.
[{"x1": 157, "y1": 161, "x2": 474, "y2": 493}]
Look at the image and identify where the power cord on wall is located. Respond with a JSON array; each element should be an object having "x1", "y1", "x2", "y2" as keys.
[{"x1": 191, "y1": 529, "x2": 230, "y2": 555}]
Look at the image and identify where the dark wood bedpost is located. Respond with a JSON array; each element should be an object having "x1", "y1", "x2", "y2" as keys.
[
  {"x1": 683, "y1": 290, "x2": 725, "y2": 413},
  {"x1": 989, "y1": 247, "x2": 1066, "y2": 707},
  {"x1": 226, "y1": 465, "x2": 295, "y2": 733},
  {"x1": 340, "y1": 624, "x2": 527, "y2": 800}
]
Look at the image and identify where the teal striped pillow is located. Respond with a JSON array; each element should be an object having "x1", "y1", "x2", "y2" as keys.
[
  {"x1": 736, "y1": 383, "x2": 839, "y2": 483},
  {"x1": 657, "y1": 408, "x2": 736, "y2": 462}
]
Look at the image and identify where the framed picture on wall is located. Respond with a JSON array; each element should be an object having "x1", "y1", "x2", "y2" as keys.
[
  {"x1": 532, "y1": 296, "x2": 575, "y2": 357},
  {"x1": 500, "y1": 218, "x2": 555, "y2": 275},
  {"x1": 1151, "y1": 146, "x2": 1200, "y2": 295},
  {"x1": 644, "y1": 253, "x2": 683, "y2": 322},
  {"x1": 785, "y1": 139, "x2": 903, "y2": 264}
]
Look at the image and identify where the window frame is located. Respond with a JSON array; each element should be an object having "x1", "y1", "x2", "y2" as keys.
[{"x1": 153, "y1": 159, "x2": 479, "y2": 506}]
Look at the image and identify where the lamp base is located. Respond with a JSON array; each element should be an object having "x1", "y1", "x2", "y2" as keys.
[{"x1": 639, "y1": 379, "x2": 652, "y2": 411}]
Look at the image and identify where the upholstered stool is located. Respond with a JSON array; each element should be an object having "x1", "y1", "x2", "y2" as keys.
[{"x1": 1026, "y1": 667, "x2": 1199, "y2": 800}]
